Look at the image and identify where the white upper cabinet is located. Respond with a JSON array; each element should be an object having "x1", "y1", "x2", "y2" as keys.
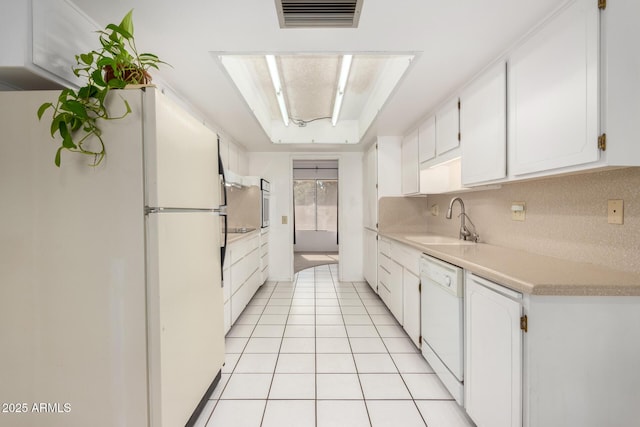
[
  {"x1": 418, "y1": 116, "x2": 436, "y2": 164},
  {"x1": 461, "y1": 62, "x2": 507, "y2": 186},
  {"x1": 436, "y1": 98, "x2": 460, "y2": 156},
  {"x1": 228, "y1": 141, "x2": 239, "y2": 173},
  {"x1": 600, "y1": 0, "x2": 640, "y2": 167},
  {"x1": 219, "y1": 137, "x2": 229, "y2": 171},
  {"x1": 401, "y1": 129, "x2": 419, "y2": 195},
  {"x1": 363, "y1": 143, "x2": 378, "y2": 230},
  {"x1": 0, "y1": 0, "x2": 90, "y2": 89},
  {"x1": 508, "y1": 0, "x2": 600, "y2": 176},
  {"x1": 363, "y1": 136, "x2": 402, "y2": 228}
]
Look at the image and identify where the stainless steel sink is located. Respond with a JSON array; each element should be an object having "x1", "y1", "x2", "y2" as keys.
[{"x1": 404, "y1": 235, "x2": 476, "y2": 246}]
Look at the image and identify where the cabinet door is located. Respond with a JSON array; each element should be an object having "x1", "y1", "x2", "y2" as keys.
[
  {"x1": 461, "y1": 62, "x2": 507, "y2": 185},
  {"x1": 465, "y1": 275, "x2": 522, "y2": 427},
  {"x1": 509, "y1": 0, "x2": 599, "y2": 176},
  {"x1": 388, "y1": 260, "x2": 404, "y2": 324},
  {"x1": 228, "y1": 141, "x2": 239, "y2": 173},
  {"x1": 401, "y1": 129, "x2": 419, "y2": 195},
  {"x1": 363, "y1": 144, "x2": 378, "y2": 229},
  {"x1": 237, "y1": 146, "x2": 248, "y2": 175},
  {"x1": 363, "y1": 228, "x2": 378, "y2": 290},
  {"x1": 418, "y1": 116, "x2": 436, "y2": 163},
  {"x1": 402, "y1": 270, "x2": 420, "y2": 347},
  {"x1": 219, "y1": 137, "x2": 229, "y2": 172},
  {"x1": 436, "y1": 98, "x2": 460, "y2": 155}
]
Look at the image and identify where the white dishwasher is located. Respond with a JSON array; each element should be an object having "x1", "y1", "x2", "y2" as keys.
[{"x1": 420, "y1": 254, "x2": 464, "y2": 405}]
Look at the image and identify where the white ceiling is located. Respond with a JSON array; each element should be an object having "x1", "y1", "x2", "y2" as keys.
[{"x1": 70, "y1": 0, "x2": 563, "y2": 152}]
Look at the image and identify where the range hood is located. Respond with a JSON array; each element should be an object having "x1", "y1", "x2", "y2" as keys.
[{"x1": 224, "y1": 170, "x2": 260, "y2": 188}]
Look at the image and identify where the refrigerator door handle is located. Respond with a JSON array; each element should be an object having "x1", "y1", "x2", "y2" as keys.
[
  {"x1": 218, "y1": 138, "x2": 228, "y2": 207},
  {"x1": 220, "y1": 213, "x2": 227, "y2": 286}
]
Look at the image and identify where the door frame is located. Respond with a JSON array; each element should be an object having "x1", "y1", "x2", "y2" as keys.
[{"x1": 289, "y1": 154, "x2": 341, "y2": 279}]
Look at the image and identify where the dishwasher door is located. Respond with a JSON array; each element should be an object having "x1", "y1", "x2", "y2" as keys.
[{"x1": 420, "y1": 255, "x2": 464, "y2": 382}]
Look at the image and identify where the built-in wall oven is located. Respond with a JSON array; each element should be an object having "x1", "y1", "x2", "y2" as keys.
[
  {"x1": 420, "y1": 254, "x2": 465, "y2": 405},
  {"x1": 260, "y1": 179, "x2": 270, "y2": 228}
]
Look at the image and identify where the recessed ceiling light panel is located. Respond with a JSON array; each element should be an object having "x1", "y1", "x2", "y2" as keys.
[{"x1": 216, "y1": 52, "x2": 414, "y2": 145}]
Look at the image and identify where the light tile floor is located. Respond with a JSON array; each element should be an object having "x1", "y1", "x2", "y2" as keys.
[{"x1": 195, "y1": 264, "x2": 475, "y2": 427}]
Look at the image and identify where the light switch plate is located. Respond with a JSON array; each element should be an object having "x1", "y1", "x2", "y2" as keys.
[
  {"x1": 282, "y1": 215, "x2": 288, "y2": 225},
  {"x1": 608, "y1": 199, "x2": 624, "y2": 224},
  {"x1": 430, "y1": 204, "x2": 439, "y2": 216}
]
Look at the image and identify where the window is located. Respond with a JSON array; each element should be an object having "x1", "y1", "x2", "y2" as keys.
[{"x1": 294, "y1": 179, "x2": 338, "y2": 232}]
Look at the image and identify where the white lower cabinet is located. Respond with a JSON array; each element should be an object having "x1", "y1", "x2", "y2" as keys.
[
  {"x1": 465, "y1": 273, "x2": 523, "y2": 427},
  {"x1": 377, "y1": 237, "x2": 422, "y2": 347},
  {"x1": 222, "y1": 259, "x2": 232, "y2": 334},
  {"x1": 364, "y1": 227, "x2": 378, "y2": 290},
  {"x1": 223, "y1": 234, "x2": 262, "y2": 333},
  {"x1": 402, "y1": 269, "x2": 420, "y2": 347},
  {"x1": 378, "y1": 251, "x2": 402, "y2": 322},
  {"x1": 465, "y1": 271, "x2": 640, "y2": 427},
  {"x1": 259, "y1": 229, "x2": 269, "y2": 284}
]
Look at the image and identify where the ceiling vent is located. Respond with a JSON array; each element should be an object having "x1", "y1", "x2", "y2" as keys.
[{"x1": 275, "y1": 0, "x2": 363, "y2": 28}]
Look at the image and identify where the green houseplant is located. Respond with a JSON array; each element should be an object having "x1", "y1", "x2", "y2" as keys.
[{"x1": 37, "y1": 9, "x2": 167, "y2": 166}]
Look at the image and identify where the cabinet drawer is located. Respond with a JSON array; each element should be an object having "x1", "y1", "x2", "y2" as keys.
[
  {"x1": 378, "y1": 252, "x2": 394, "y2": 272},
  {"x1": 378, "y1": 280, "x2": 391, "y2": 306},
  {"x1": 379, "y1": 238, "x2": 391, "y2": 257},
  {"x1": 231, "y1": 247, "x2": 260, "y2": 295},
  {"x1": 391, "y1": 242, "x2": 421, "y2": 276},
  {"x1": 230, "y1": 234, "x2": 260, "y2": 264},
  {"x1": 378, "y1": 264, "x2": 391, "y2": 291}
]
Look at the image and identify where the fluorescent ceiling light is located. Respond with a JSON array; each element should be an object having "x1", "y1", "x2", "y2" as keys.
[
  {"x1": 265, "y1": 55, "x2": 289, "y2": 126},
  {"x1": 331, "y1": 55, "x2": 353, "y2": 126},
  {"x1": 217, "y1": 53, "x2": 415, "y2": 144}
]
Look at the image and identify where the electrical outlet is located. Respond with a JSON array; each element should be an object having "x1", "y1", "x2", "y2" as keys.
[
  {"x1": 430, "y1": 204, "x2": 439, "y2": 216},
  {"x1": 282, "y1": 215, "x2": 288, "y2": 225},
  {"x1": 608, "y1": 200, "x2": 624, "y2": 225},
  {"x1": 511, "y1": 202, "x2": 526, "y2": 221}
]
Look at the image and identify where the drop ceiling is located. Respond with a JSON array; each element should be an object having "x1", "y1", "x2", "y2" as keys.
[
  {"x1": 69, "y1": 0, "x2": 564, "y2": 152},
  {"x1": 218, "y1": 53, "x2": 414, "y2": 144}
]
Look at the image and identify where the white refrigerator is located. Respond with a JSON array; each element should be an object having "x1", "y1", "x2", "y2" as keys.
[{"x1": 0, "y1": 88, "x2": 225, "y2": 427}]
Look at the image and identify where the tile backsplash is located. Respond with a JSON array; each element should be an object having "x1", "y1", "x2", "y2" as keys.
[
  {"x1": 226, "y1": 186, "x2": 261, "y2": 229},
  {"x1": 424, "y1": 167, "x2": 640, "y2": 273}
]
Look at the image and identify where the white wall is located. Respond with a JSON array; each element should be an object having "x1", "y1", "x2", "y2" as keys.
[
  {"x1": 248, "y1": 151, "x2": 364, "y2": 282},
  {"x1": 294, "y1": 231, "x2": 339, "y2": 252}
]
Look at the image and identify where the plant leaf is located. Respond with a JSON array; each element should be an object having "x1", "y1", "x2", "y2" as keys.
[
  {"x1": 96, "y1": 57, "x2": 114, "y2": 68},
  {"x1": 55, "y1": 147, "x2": 63, "y2": 167},
  {"x1": 108, "y1": 78, "x2": 127, "y2": 89},
  {"x1": 51, "y1": 114, "x2": 66, "y2": 137},
  {"x1": 80, "y1": 53, "x2": 93, "y2": 65},
  {"x1": 119, "y1": 9, "x2": 134, "y2": 36},
  {"x1": 58, "y1": 122, "x2": 77, "y2": 149},
  {"x1": 106, "y1": 23, "x2": 132, "y2": 40},
  {"x1": 58, "y1": 89, "x2": 73, "y2": 103},
  {"x1": 61, "y1": 100, "x2": 88, "y2": 119},
  {"x1": 91, "y1": 69, "x2": 106, "y2": 87},
  {"x1": 37, "y1": 102, "x2": 52, "y2": 120}
]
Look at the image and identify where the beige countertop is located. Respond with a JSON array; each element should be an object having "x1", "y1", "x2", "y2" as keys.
[
  {"x1": 226, "y1": 229, "x2": 260, "y2": 244},
  {"x1": 381, "y1": 232, "x2": 640, "y2": 296}
]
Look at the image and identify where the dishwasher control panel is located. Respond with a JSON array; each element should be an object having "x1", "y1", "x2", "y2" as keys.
[{"x1": 420, "y1": 255, "x2": 464, "y2": 297}]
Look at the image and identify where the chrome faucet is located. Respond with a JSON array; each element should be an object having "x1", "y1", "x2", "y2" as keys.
[{"x1": 446, "y1": 197, "x2": 479, "y2": 242}]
